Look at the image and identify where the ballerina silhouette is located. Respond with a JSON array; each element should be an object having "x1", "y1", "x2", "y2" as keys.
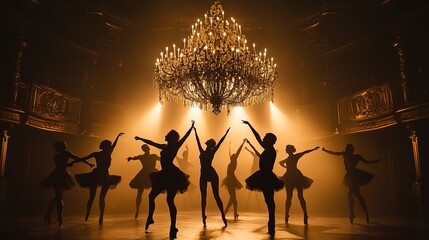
[
  {"x1": 74, "y1": 132, "x2": 124, "y2": 224},
  {"x1": 175, "y1": 145, "x2": 194, "y2": 171},
  {"x1": 279, "y1": 145, "x2": 319, "y2": 224},
  {"x1": 127, "y1": 144, "x2": 160, "y2": 219},
  {"x1": 135, "y1": 121, "x2": 194, "y2": 239},
  {"x1": 322, "y1": 144, "x2": 381, "y2": 223},
  {"x1": 242, "y1": 120, "x2": 284, "y2": 236},
  {"x1": 41, "y1": 141, "x2": 94, "y2": 226},
  {"x1": 222, "y1": 139, "x2": 246, "y2": 221},
  {"x1": 194, "y1": 126, "x2": 229, "y2": 227}
]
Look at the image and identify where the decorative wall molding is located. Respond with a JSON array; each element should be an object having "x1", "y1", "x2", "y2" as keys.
[
  {"x1": 338, "y1": 82, "x2": 395, "y2": 133},
  {"x1": 23, "y1": 84, "x2": 81, "y2": 133},
  {"x1": 29, "y1": 84, "x2": 81, "y2": 123},
  {"x1": 397, "y1": 103, "x2": 429, "y2": 123},
  {"x1": 26, "y1": 115, "x2": 80, "y2": 134},
  {"x1": 0, "y1": 107, "x2": 24, "y2": 124}
]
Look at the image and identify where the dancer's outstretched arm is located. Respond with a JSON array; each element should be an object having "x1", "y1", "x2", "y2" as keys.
[
  {"x1": 298, "y1": 146, "x2": 320, "y2": 156},
  {"x1": 359, "y1": 155, "x2": 381, "y2": 164},
  {"x1": 213, "y1": 128, "x2": 230, "y2": 153},
  {"x1": 234, "y1": 139, "x2": 246, "y2": 158},
  {"x1": 67, "y1": 151, "x2": 94, "y2": 167},
  {"x1": 111, "y1": 132, "x2": 125, "y2": 152},
  {"x1": 178, "y1": 120, "x2": 195, "y2": 148},
  {"x1": 245, "y1": 139, "x2": 260, "y2": 157},
  {"x1": 322, "y1": 147, "x2": 343, "y2": 155},
  {"x1": 135, "y1": 136, "x2": 164, "y2": 150},
  {"x1": 193, "y1": 126, "x2": 204, "y2": 153},
  {"x1": 242, "y1": 120, "x2": 263, "y2": 147}
]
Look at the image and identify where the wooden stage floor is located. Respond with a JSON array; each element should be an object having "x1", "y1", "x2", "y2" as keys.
[{"x1": 0, "y1": 211, "x2": 427, "y2": 240}]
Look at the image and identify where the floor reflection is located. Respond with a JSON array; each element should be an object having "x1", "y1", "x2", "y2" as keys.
[{"x1": 0, "y1": 211, "x2": 426, "y2": 240}]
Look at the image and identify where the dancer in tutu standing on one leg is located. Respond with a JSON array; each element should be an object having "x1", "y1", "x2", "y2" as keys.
[
  {"x1": 41, "y1": 141, "x2": 94, "y2": 226},
  {"x1": 242, "y1": 120, "x2": 284, "y2": 236},
  {"x1": 135, "y1": 121, "x2": 194, "y2": 239},
  {"x1": 322, "y1": 144, "x2": 380, "y2": 223},
  {"x1": 222, "y1": 139, "x2": 246, "y2": 221},
  {"x1": 279, "y1": 145, "x2": 319, "y2": 224},
  {"x1": 127, "y1": 144, "x2": 160, "y2": 219},
  {"x1": 74, "y1": 132, "x2": 124, "y2": 224}
]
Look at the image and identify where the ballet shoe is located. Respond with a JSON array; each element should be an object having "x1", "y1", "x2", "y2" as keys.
[
  {"x1": 44, "y1": 215, "x2": 51, "y2": 224},
  {"x1": 202, "y1": 215, "x2": 207, "y2": 227},
  {"x1": 234, "y1": 213, "x2": 239, "y2": 221},
  {"x1": 304, "y1": 215, "x2": 308, "y2": 225},
  {"x1": 285, "y1": 215, "x2": 289, "y2": 224},
  {"x1": 349, "y1": 214, "x2": 355, "y2": 224},
  {"x1": 57, "y1": 217, "x2": 63, "y2": 227},
  {"x1": 145, "y1": 217, "x2": 154, "y2": 231},
  {"x1": 134, "y1": 212, "x2": 139, "y2": 219},
  {"x1": 98, "y1": 217, "x2": 103, "y2": 225},
  {"x1": 169, "y1": 227, "x2": 178, "y2": 239},
  {"x1": 85, "y1": 212, "x2": 90, "y2": 222},
  {"x1": 222, "y1": 214, "x2": 228, "y2": 227},
  {"x1": 365, "y1": 215, "x2": 370, "y2": 223}
]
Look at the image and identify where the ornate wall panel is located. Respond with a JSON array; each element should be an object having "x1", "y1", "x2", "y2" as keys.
[
  {"x1": 26, "y1": 84, "x2": 81, "y2": 133},
  {"x1": 338, "y1": 82, "x2": 396, "y2": 133},
  {"x1": 0, "y1": 107, "x2": 24, "y2": 124},
  {"x1": 397, "y1": 103, "x2": 429, "y2": 123}
]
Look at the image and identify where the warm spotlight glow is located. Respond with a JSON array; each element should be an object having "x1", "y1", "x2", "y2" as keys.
[
  {"x1": 269, "y1": 101, "x2": 292, "y2": 137},
  {"x1": 135, "y1": 102, "x2": 163, "y2": 133}
]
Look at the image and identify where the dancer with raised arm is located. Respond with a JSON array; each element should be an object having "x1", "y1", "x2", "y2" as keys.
[
  {"x1": 222, "y1": 139, "x2": 246, "y2": 221},
  {"x1": 322, "y1": 144, "x2": 381, "y2": 223},
  {"x1": 242, "y1": 120, "x2": 284, "y2": 236},
  {"x1": 127, "y1": 144, "x2": 160, "y2": 219},
  {"x1": 194, "y1": 125, "x2": 230, "y2": 227},
  {"x1": 74, "y1": 132, "x2": 124, "y2": 224},
  {"x1": 135, "y1": 121, "x2": 194, "y2": 239},
  {"x1": 41, "y1": 141, "x2": 94, "y2": 226},
  {"x1": 175, "y1": 145, "x2": 193, "y2": 171},
  {"x1": 279, "y1": 145, "x2": 319, "y2": 224}
]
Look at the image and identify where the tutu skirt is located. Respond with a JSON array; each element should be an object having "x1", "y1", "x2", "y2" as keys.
[
  {"x1": 245, "y1": 170, "x2": 284, "y2": 192},
  {"x1": 129, "y1": 168, "x2": 158, "y2": 189},
  {"x1": 221, "y1": 175, "x2": 243, "y2": 190},
  {"x1": 75, "y1": 168, "x2": 121, "y2": 189},
  {"x1": 41, "y1": 169, "x2": 76, "y2": 190},
  {"x1": 343, "y1": 168, "x2": 373, "y2": 187},
  {"x1": 281, "y1": 170, "x2": 313, "y2": 189},
  {"x1": 150, "y1": 166, "x2": 190, "y2": 193}
]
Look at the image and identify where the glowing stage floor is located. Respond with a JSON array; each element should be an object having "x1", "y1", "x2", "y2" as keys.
[{"x1": 0, "y1": 211, "x2": 427, "y2": 240}]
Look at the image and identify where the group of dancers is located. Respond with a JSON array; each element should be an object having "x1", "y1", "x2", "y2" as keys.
[{"x1": 41, "y1": 120, "x2": 380, "y2": 238}]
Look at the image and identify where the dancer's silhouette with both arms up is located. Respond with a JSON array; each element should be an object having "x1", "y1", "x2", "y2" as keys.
[
  {"x1": 74, "y1": 132, "x2": 123, "y2": 224},
  {"x1": 242, "y1": 120, "x2": 284, "y2": 236},
  {"x1": 222, "y1": 139, "x2": 246, "y2": 221},
  {"x1": 279, "y1": 145, "x2": 319, "y2": 224},
  {"x1": 41, "y1": 141, "x2": 94, "y2": 226},
  {"x1": 194, "y1": 125, "x2": 229, "y2": 227},
  {"x1": 127, "y1": 144, "x2": 160, "y2": 219},
  {"x1": 135, "y1": 121, "x2": 194, "y2": 239},
  {"x1": 322, "y1": 144, "x2": 380, "y2": 223}
]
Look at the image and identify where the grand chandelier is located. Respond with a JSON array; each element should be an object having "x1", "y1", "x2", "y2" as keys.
[{"x1": 153, "y1": 0, "x2": 278, "y2": 115}]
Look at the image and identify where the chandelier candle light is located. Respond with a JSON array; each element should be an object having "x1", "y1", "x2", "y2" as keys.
[{"x1": 153, "y1": 0, "x2": 278, "y2": 115}]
